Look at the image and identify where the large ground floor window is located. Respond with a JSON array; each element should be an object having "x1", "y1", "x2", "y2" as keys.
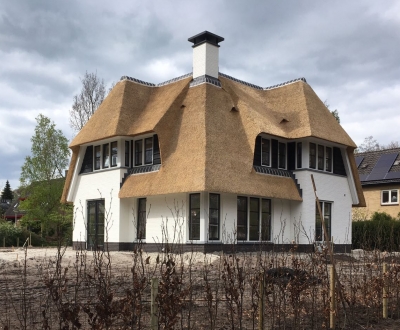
[
  {"x1": 87, "y1": 199, "x2": 105, "y2": 249},
  {"x1": 237, "y1": 196, "x2": 271, "y2": 241},
  {"x1": 315, "y1": 201, "x2": 332, "y2": 241}
]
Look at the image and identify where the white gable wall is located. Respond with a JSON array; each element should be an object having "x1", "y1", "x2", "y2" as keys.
[
  {"x1": 72, "y1": 169, "x2": 125, "y2": 245},
  {"x1": 293, "y1": 170, "x2": 352, "y2": 245}
]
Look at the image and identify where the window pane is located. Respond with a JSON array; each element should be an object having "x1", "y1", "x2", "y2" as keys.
[
  {"x1": 145, "y1": 137, "x2": 153, "y2": 164},
  {"x1": 111, "y1": 141, "x2": 118, "y2": 167},
  {"x1": 209, "y1": 194, "x2": 220, "y2": 240},
  {"x1": 392, "y1": 190, "x2": 398, "y2": 203},
  {"x1": 261, "y1": 138, "x2": 270, "y2": 166},
  {"x1": 103, "y1": 144, "x2": 109, "y2": 168},
  {"x1": 318, "y1": 145, "x2": 324, "y2": 170},
  {"x1": 309, "y1": 143, "x2": 316, "y2": 169},
  {"x1": 315, "y1": 202, "x2": 331, "y2": 241},
  {"x1": 249, "y1": 198, "x2": 259, "y2": 240},
  {"x1": 297, "y1": 142, "x2": 302, "y2": 168},
  {"x1": 209, "y1": 193, "x2": 219, "y2": 209},
  {"x1": 278, "y1": 142, "x2": 286, "y2": 169},
  {"x1": 326, "y1": 147, "x2": 332, "y2": 172},
  {"x1": 135, "y1": 140, "x2": 143, "y2": 166},
  {"x1": 237, "y1": 197, "x2": 247, "y2": 240},
  {"x1": 87, "y1": 200, "x2": 105, "y2": 249},
  {"x1": 125, "y1": 141, "x2": 130, "y2": 167},
  {"x1": 382, "y1": 191, "x2": 389, "y2": 204},
  {"x1": 261, "y1": 199, "x2": 271, "y2": 241},
  {"x1": 189, "y1": 194, "x2": 200, "y2": 240},
  {"x1": 137, "y1": 198, "x2": 146, "y2": 239},
  {"x1": 94, "y1": 146, "x2": 101, "y2": 170}
]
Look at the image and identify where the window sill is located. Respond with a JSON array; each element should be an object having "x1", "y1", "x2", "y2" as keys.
[{"x1": 381, "y1": 203, "x2": 399, "y2": 206}]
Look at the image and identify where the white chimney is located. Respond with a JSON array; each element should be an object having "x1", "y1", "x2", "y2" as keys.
[{"x1": 188, "y1": 31, "x2": 224, "y2": 79}]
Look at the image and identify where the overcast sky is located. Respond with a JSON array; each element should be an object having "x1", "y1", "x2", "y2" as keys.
[{"x1": 1, "y1": 0, "x2": 399, "y2": 191}]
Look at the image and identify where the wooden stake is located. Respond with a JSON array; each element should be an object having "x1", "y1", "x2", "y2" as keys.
[
  {"x1": 383, "y1": 263, "x2": 388, "y2": 319},
  {"x1": 2, "y1": 237, "x2": 5, "y2": 248},
  {"x1": 330, "y1": 265, "x2": 336, "y2": 329},
  {"x1": 17, "y1": 237, "x2": 19, "y2": 248},
  {"x1": 151, "y1": 277, "x2": 159, "y2": 330},
  {"x1": 258, "y1": 271, "x2": 265, "y2": 330}
]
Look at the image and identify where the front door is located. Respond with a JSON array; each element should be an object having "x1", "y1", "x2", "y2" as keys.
[{"x1": 87, "y1": 200, "x2": 105, "y2": 249}]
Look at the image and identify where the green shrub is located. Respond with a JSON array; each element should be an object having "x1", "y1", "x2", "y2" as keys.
[
  {"x1": 353, "y1": 214, "x2": 400, "y2": 251},
  {"x1": 370, "y1": 211, "x2": 394, "y2": 222},
  {"x1": 0, "y1": 221, "x2": 44, "y2": 247}
]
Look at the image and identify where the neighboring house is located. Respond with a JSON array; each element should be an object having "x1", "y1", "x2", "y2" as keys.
[
  {"x1": 62, "y1": 31, "x2": 365, "y2": 252},
  {"x1": 354, "y1": 148, "x2": 400, "y2": 219},
  {"x1": 2, "y1": 198, "x2": 25, "y2": 223}
]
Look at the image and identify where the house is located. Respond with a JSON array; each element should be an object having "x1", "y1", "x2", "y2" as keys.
[
  {"x1": 354, "y1": 148, "x2": 400, "y2": 219},
  {"x1": 2, "y1": 198, "x2": 25, "y2": 223},
  {"x1": 62, "y1": 31, "x2": 365, "y2": 252}
]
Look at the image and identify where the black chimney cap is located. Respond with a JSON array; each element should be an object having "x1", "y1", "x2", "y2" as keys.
[{"x1": 188, "y1": 31, "x2": 224, "y2": 48}]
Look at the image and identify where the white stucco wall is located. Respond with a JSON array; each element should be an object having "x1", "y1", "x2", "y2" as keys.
[
  {"x1": 293, "y1": 170, "x2": 353, "y2": 245},
  {"x1": 192, "y1": 42, "x2": 219, "y2": 79},
  {"x1": 71, "y1": 169, "x2": 125, "y2": 244}
]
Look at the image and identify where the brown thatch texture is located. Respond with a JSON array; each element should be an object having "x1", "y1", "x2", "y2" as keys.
[
  {"x1": 64, "y1": 75, "x2": 361, "y2": 202},
  {"x1": 346, "y1": 147, "x2": 366, "y2": 207},
  {"x1": 61, "y1": 146, "x2": 79, "y2": 203}
]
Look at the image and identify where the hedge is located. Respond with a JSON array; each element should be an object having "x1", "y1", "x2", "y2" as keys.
[{"x1": 352, "y1": 212, "x2": 400, "y2": 251}]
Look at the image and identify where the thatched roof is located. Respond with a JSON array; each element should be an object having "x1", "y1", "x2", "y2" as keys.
[{"x1": 62, "y1": 74, "x2": 364, "y2": 205}]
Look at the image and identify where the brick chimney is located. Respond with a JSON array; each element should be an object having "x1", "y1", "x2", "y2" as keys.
[{"x1": 188, "y1": 31, "x2": 224, "y2": 79}]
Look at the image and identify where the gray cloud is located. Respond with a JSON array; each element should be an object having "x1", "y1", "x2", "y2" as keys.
[{"x1": 0, "y1": 0, "x2": 399, "y2": 189}]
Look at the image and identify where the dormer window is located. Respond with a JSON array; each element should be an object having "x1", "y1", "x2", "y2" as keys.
[
  {"x1": 134, "y1": 138, "x2": 153, "y2": 166},
  {"x1": 132, "y1": 134, "x2": 161, "y2": 167}
]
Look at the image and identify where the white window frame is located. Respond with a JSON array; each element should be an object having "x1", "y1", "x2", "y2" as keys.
[
  {"x1": 93, "y1": 141, "x2": 118, "y2": 171},
  {"x1": 381, "y1": 189, "x2": 399, "y2": 205},
  {"x1": 309, "y1": 143, "x2": 333, "y2": 173}
]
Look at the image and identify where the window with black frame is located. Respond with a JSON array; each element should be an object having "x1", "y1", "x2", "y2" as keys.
[
  {"x1": 137, "y1": 198, "x2": 147, "y2": 239},
  {"x1": 209, "y1": 194, "x2": 220, "y2": 240},
  {"x1": 189, "y1": 194, "x2": 200, "y2": 240},
  {"x1": 315, "y1": 201, "x2": 331, "y2": 241},
  {"x1": 309, "y1": 143, "x2": 317, "y2": 169},
  {"x1": 87, "y1": 199, "x2": 105, "y2": 249},
  {"x1": 237, "y1": 196, "x2": 248, "y2": 240}
]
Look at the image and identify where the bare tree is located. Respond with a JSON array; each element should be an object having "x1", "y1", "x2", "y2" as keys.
[
  {"x1": 69, "y1": 71, "x2": 106, "y2": 132},
  {"x1": 356, "y1": 136, "x2": 380, "y2": 153}
]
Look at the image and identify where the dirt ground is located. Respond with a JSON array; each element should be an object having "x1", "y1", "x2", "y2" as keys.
[{"x1": 1, "y1": 247, "x2": 400, "y2": 329}]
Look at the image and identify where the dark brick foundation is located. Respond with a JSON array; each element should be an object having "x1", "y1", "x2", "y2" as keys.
[{"x1": 73, "y1": 241, "x2": 352, "y2": 254}]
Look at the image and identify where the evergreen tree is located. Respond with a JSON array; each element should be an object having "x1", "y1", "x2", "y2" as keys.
[{"x1": 1, "y1": 180, "x2": 13, "y2": 201}]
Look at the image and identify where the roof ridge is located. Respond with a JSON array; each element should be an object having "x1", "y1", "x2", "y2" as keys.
[
  {"x1": 263, "y1": 77, "x2": 307, "y2": 90},
  {"x1": 218, "y1": 72, "x2": 263, "y2": 90},
  {"x1": 157, "y1": 73, "x2": 192, "y2": 87},
  {"x1": 120, "y1": 76, "x2": 156, "y2": 87},
  {"x1": 356, "y1": 147, "x2": 400, "y2": 155}
]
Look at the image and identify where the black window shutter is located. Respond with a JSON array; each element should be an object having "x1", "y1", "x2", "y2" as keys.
[
  {"x1": 153, "y1": 134, "x2": 161, "y2": 165},
  {"x1": 253, "y1": 136, "x2": 262, "y2": 166},
  {"x1": 333, "y1": 147, "x2": 346, "y2": 176},
  {"x1": 287, "y1": 142, "x2": 296, "y2": 171},
  {"x1": 271, "y1": 139, "x2": 278, "y2": 169},
  {"x1": 80, "y1": 146, "x2": 93, "y2": 174}
]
